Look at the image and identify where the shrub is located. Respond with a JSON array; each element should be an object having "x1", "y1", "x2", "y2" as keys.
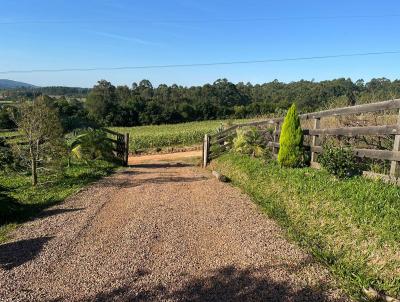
[
  {"x1": 210, "y1": 144, "x2": 224, "y2": 158},
  {"x1": 69, "y1": 129, "x2": 116, "y2": 163},
  {"x1": 0, "y1": 138, "x2": 14, "y2": 171},
  {"x1": 232, "y1": 127, "x2": 269, "y2": 158},
  {"x1": 318, "y1": 145, "x2": 361, "y2": 179},
  {"x1": 277, "y1": 104, "x2": 304, "y2": 167}
]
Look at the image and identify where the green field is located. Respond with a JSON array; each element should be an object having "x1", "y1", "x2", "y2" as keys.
[
  {"x1": 0, "y1": 131, "x2": 20, "y2": 140},
  {"x1": 212, "y1": 154, "x2": 400, "y2": 300},
  {"x1": 0, "y1": 102, "x2": 13, "y2": 106},
  {"x1": 2, "y1": 119, "x2": 257, "y2": 152},
  {"x1": 110, "y1": 119, "x2": 254, "y2": 152}
]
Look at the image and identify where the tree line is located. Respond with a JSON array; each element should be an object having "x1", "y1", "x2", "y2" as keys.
[
  {"x1": 0, "y1": 86, "x2": 90, "y2": 98},
  {"x1": 1, "y1": 77, "x2": 400, "y2": 130}
]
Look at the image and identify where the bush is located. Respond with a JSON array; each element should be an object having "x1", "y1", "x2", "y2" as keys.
[
  {"x1": 210, "y1": 143, "x2": 225, "y2": 158},
  {"x1": 277, "y1": 104, "x2": 304, "y2": 167},
  {"x1": 0, "y1": 138, "x2": 14, "y2": 171},
  {"x1": 318, "y1": 145, "x2": 361, "y2": 178},
  {"x1": 232, "y1": 127, "x2": 269, "y2": 158},
  {"x1": 69, "y1": 129, "x2": 116, "y2": 163}
]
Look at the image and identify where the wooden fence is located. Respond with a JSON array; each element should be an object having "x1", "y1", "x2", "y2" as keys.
[
  {"x1": 103, "y1": 128, "x2": 129, "y2": 166},
  {"x1": 1, "y1": 128, "x2": 129, "y2": 166},
  {"x1": 203, "y1": 98, "x2": 400, "y2": 181}
]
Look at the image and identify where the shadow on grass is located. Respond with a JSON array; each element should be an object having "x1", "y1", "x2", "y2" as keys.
[
  {"x1": 81, "y1": 265, "x2": 345, "y2": 302},
  {"x1": 0, "y1": 185, "x2": 75, "y2": 227},
  {"x1": 0, "y1": 236, "x2": 53, "y2": 270},
  {"x1": 0, "y1": 164, "x2": 114, "y2": 228}
]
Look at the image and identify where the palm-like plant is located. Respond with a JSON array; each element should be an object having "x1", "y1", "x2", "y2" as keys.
[
  {"x1": 233, "y1": 127, "x2": 268, "y2": 158},
  {"x1": 65, "y1": 133, "x2": 86, "y2": 167},
  {"x1": 65, "y1": 129, "x2": 115, "y2": 166}
]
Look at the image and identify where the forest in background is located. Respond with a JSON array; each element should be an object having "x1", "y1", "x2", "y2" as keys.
[{"x1": 1, "y1": 77, "x2": 400, "y2": 130}]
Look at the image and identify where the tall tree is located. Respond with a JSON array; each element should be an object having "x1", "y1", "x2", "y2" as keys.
[
  {"x1": 85, "y1": 80, "x2": 118, "y2": 125},
  {"x1": 12, "y1": 98, "x2": 63, "y2": 185},
  {"x1": 138, "y1": 79, "x2": 154, "y2": 100}
]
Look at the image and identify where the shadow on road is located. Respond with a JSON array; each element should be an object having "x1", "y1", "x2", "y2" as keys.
[
  {"x1": 100, "y1": 175, "x2": 209, "y2": 189},
  {"x1": 81, "y1": 265, "x2": 345, "y2": 302},
  {"x1": 37, "y1": 208, "x2": 84, "y2": 219},
  {"x1": 0, "y1": 236, "x2": 53, "y2": 270},
  {"x1": 128, "y1": 162, "x2": 195, "y2": 169}
]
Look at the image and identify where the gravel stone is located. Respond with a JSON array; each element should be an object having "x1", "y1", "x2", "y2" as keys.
[{"x1": 0, "y1": 155, "x2": 349, "y2": 301}]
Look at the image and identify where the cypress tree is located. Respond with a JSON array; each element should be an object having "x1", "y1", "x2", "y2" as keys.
[{"x1": 277, "y1": 103, "x2": 304, "y2": 167}]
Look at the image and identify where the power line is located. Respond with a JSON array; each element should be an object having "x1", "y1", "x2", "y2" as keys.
[
  {"x1": 1, "y1": 14, "x2": 400, "y2": 25},
  {"x1": 1, "y1": 51, "x2": 399, "y2": 75}
]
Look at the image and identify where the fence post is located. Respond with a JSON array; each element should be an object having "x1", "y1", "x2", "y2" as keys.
[
  {"x1": 390, "y1": 109, "x2": 400, "y2": 178},
  {"x1": 203, "y1": 134, "x2": 210, "y2": 168},
  {"x1": 311, "y1": 117, "x2": 321, "y2": 165},
  {"x1": 124, "y1": 133, "x2": 129, "y2": 167},
  {"x1": 272, "y1": 122, "x2": 280, "y2": 156}
]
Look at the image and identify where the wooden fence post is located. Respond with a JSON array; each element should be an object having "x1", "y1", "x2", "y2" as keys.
[
  {"x1": 203, "y1": 134, "x2": 210, "y2": 168},
  {"x1": 390, "y1": 109, "x2": 400, "y2": 178},
  {"x1": 272, "y1": 122, "x2": 280, "y2": 156},
  {"x1": 124, "y1": 133, "x2": 129, "y2": 166},
  {"x1": 311, "y1": 117, "x2": 321, "y2": 165}
]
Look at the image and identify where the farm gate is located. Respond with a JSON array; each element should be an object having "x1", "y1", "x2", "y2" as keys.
[{"x1": 103, "y1": 128, "x2": 129, "y2": 166}]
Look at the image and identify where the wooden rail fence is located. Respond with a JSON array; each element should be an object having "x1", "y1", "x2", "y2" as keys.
[
  {"x1": 103, "y1": 128, "x2": 129, "y2": 166},
  {"x1": 203, "y1": 98, "x2": 400, "y2": 181},
  {"x1": 1, "y1": 128, "x2": 129, "y2": 166}
]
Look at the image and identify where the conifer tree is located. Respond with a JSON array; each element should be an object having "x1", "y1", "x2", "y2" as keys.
[{"x1": 277, "y1": 104, "x2": 304, "y2": 167}]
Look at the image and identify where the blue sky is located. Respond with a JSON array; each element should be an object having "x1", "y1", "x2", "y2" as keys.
[{"x1": 1, "y1": 0, "x2": 400, "y2": 87}]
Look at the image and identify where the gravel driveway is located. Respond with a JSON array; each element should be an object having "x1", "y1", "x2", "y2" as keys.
[{"x1": 0, "y1": 155, "x2": 348, "y2": 301}]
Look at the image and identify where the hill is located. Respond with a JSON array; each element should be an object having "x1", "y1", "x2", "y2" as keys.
[{"x1": 0, "y1": 79, "x2": 36, "y2": 89}]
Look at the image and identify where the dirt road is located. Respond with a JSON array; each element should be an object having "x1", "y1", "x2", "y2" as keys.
[{"x1": 0, "y1": 152, "x2": 347, "y2": 301}]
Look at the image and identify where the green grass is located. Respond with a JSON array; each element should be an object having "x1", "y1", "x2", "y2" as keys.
[
  {"x1": 212, "y1": 154, "x2": 400, "y2": 300},
  {"x1": 110, "y1": 119, "x2": 254, "y2": 152},
  {"x1": 0, "y1": 160, "x2": 116, "y2": 243}
]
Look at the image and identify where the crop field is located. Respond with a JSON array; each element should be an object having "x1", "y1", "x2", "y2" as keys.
[
  {"x1": 2, "y1": 118, "x2": 255, "y2": 152},
  {"x1": 110, "y1": 119, "x2": 255, "y2": 152},
  {"x1": 0, "y1": 131, "x2": 18, "y2": 138},
  {"x1": 0, "y1": 100, "x2": 13, "y2": 104},
  {"x1": 0, "y1": 130, "x2": 22, "y2": 145}
]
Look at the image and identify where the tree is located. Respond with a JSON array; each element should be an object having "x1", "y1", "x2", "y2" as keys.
[
  {"x1": 277, "y1": 103, "x2": 304, "y2": 168},
  {"x1": 0, "y1": 106, "x2": 16, "y2": 129},
  {"x1": 85, "y1": 80, "x2": 118, "y2": 125},
  {"x1": 138, "y1": 79, "x2": 154, "y2": 100},
  {"x1": 7, "y1": 77, "x2": 400, "y2": 130},
  {"x1": 116, "y1": 85, "x2": 131, "y2": 102},
  {"x1": 12, "y1": 99, "x2": 64, "y2": 186}
]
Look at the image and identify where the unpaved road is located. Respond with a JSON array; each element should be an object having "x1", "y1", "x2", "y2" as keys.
[
  {"x1": 129, "y1": 150, "x2": 201, "y2": 164},
  {"x1": 0, "y1": 152, "x2": 347, "y2": 301}
]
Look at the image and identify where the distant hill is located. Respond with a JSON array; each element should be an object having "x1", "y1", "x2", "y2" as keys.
[{"x1": 0, "y1": 79, "x2": 36, "y2": 89}]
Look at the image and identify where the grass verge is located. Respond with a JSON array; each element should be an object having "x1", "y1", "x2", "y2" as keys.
[
  {"x1": 212, "y1": 153, "x2": 400, "y2": 300},
  {"x1": 0, "y1": 160, "x2": 116, "y2": 243}
]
